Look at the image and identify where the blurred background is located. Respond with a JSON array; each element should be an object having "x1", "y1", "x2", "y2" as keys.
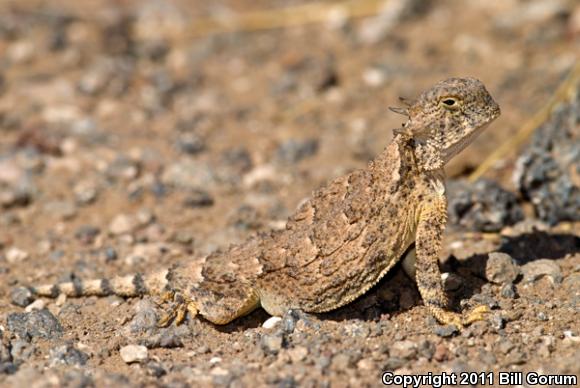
[
  {"x1": 0, "y1": 0, "x2": 578, "y2": 272},
  {"x1": 0, "y1": 0, "x2": 577, "y2": 266}
]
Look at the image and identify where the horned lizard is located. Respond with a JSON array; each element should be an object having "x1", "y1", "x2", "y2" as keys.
[{"x1": 17, "y1": 77, "x2": 500, "y2": 329}]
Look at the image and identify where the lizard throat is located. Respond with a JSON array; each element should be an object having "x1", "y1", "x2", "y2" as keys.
[{"x1": 442, "y1": 122, "x2": 490, "y2": 163}]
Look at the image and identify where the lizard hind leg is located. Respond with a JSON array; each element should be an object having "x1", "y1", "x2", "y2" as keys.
[
  {"x1": 196, "y1": 285, "x2": 261, "y2": 325},
  {"x1": 157, "y1": 284, "x2": 260, "y2": 326}
]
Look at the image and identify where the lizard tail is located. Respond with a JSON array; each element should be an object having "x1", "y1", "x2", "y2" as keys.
[{"x1": 27, "y1": 269, "x2": 170, "y2": 298}]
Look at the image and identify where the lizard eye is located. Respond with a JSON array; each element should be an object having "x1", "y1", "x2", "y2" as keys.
[{"x1": 440, "y1": 97, "x2": 459, "y2": 109}]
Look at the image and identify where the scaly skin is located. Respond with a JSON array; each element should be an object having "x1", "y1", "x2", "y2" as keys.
[{"x1": 20, "y1": 77, "x2": 501, "y2": 329}]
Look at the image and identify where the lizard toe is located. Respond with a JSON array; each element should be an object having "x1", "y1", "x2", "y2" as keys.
[{"x1": 462, "y1": 305, "x2": 490, "y2": 325}]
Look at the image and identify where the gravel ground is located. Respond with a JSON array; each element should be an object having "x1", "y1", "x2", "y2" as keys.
[{"x1": 0, "y1": 0, "x2": 578, "y2": 387}]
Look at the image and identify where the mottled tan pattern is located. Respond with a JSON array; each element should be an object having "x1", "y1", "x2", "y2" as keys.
[{"x1": 26, "y1": 77, "x2": 500, "y2": 328}]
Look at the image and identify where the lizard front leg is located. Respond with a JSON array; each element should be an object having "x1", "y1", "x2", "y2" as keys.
[{"x1": 415, "y1": 194, "x2": 489, "y2": 328}]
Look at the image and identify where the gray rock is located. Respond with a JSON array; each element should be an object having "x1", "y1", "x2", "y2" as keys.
[
  {"x1": 0, "y1": 348, "x2": 16, "y2": 374},
  {"x1": 281, "y1": 309, "x2": 301, "y2": 335},
  {"x1": 485, "y1": 252, "x2": 521, "y2": 284},
  {"x1": 433, "y1": 324, "x2": 459, "y2": 337},
  {"x1": 120, "y1": 344, "x2": 148, "y2": 363},
  {"x1": 7, "y1": 309, "x2": 63, "y2": 340},
  {"x1": 183, "y1": 189, "x2": 214, "y2": 208},
  {"x1": 10, "y1": 339, "x2": 34, "y2": 362},
  {"x1": 106, "y1": 156, "x2": 140, "y2": 181},
  {"x1": 0, "y1": 186, "x2": 33, "y2": 208},
  {"x1": 10, "y1": 287, "x2": 34, "y2": 307},
  {"x1": 357, "y1": 0, "x2": 427, "y2": 44},
  {"x1": 176, "y1": 133, "x2": 205, "y2": 155},
  {"x1": 145, "y1": 361, "x2": 167, "y2": 378},
  {"x1": 341, "y1": 322, "x2": 370, "y2": 338},
  {"x1": 522, "y1": 259, "x2": 563, "y2": 284},
  {"x1": 316, "y1": 355, "x2": 332, "y2": 371},
  {"x1": 490, "y1": 314, "x2": 506, "y2": 330},
  {"x1": 382, "y1": 357, "x2": 406, "y2": 371},
  {"x1": 500, "y1": 283, "x2": 517, "y2": 299},
  {"x1": 537, "y1": 312, "x2": 548, "y2": 321},
  {"x1": 417, "y1": 340, "x2": 435, "y2": 360},
  {"x1": 448, "y1": 179, "x2": 524, "y2": 232},
  {"x1": 514, "y1": 88, "x2": 580, "y2": 225},
  {"x1": 276, "y1": 139, "x2": 319, "y2": 164},
  {"x1": 162, "y1": 160, "x2": 216, "y2": 189},
  {"x1": 49, "y1": 343, "x2": 89, "y2": 366},
  {"x1": 125, "y1": 300, "x2": 158, "y2": 335},
  {"x1": 103, "y1": 247, "x2": 118, "y2": 262},
  {"x1": 74, "y1": 225, "x2": 101, "y2": 244},
  {"x1": 143, "y1": 326, "x2": 188, "y2": 349}
]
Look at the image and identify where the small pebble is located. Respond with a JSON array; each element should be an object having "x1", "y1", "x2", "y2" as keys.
[
  {"x1": 491, "y1": 314, "x2": 506, "y2": 330},
  {"x1": 183, "y1": 189, "x2": 214, "y2": 208},
  {"x1": 75, "y1": 225, "x2": 101, "y2": 244},
  {"x1": 485, "y1": 252, "x2": 520, "y2": 284},
  {"x1": 10, "y1": 287, "x2": 34, "y2": 307},
  {"x1": 434, "y1": 325, "x2": 459, "y2": 338},
  {"x1": 6, "y1": 248, "x2": 29, "y2": 263},
  {"x1": 287, "y1": 346, "x2": 308, "y2": 363},
  {"x1": 433, "y1": 344, "x2": 449, "y2": 362},
  {"x1": 73, "y1": 182, "x2": 98, "y2": 205},
  {"x1": 521, "y1": 259, "x2": 563, "y2": 284},
  {"x1": 389, "y1": 340, "x2": 417, "y2": 360},
  {"x1": 50, "y1": 343, "x2": 89, "y2": 366},
  {"x1": 497, "y1": 340, "x2": 514, "y2": 354},
  {"x1": 357, "y1": 358, "x2": 375, "y2": 371},
  {"x1": 500, "y1": 283, "x2": 516, "y2": 299},
  {"x1": 24, "y1": 299, "x2": 45, "y2": 313},
  {"x1": 276, "y1": 138, "x2": 319, "y2": 164},
  {"x1": 176, "y1": 133, "x2": 205, "y2": 155},
  {"x1": 442, "y1": 272, "x2": 463, "y2": 291},
  {"x1": 120, "y1": 345, "x2": 148, "y2": 363},
  {"x1": 146, "y1": 361, "x2": 167, "y2": 378},
  {"x1": 262, "y1": 316, "x2": 282, "y2": 329},
  {"x1": 281, "y1": 309, "x2": 301, "y2": 334},
  {"x1": 109, "y1": 214, "x2": 136, "y2": 235},
  {"x1": 260, "y1": 333, "x2": 283, "y2": 355},
  {"x1": 537, "y1": 312, "x2": 548, "y2": 321}
]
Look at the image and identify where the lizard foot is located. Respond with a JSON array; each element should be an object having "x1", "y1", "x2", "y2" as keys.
[
  {"x1": 461, "y1": 305, "x2": 490, "y2": 325},
  {"x1": 434, "y1": 311, "x2": 464, "y2": 329},
  {"x1": 156, "y1": 292, "x2": 198, "y2": 327},
  {"x1": 431, "y1": 305, "x2": 490, "y2": 330}
]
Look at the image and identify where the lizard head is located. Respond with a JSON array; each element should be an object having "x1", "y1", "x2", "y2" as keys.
[{"x1": 394, "y1": 77, "x2": 501, "y2": 171}]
